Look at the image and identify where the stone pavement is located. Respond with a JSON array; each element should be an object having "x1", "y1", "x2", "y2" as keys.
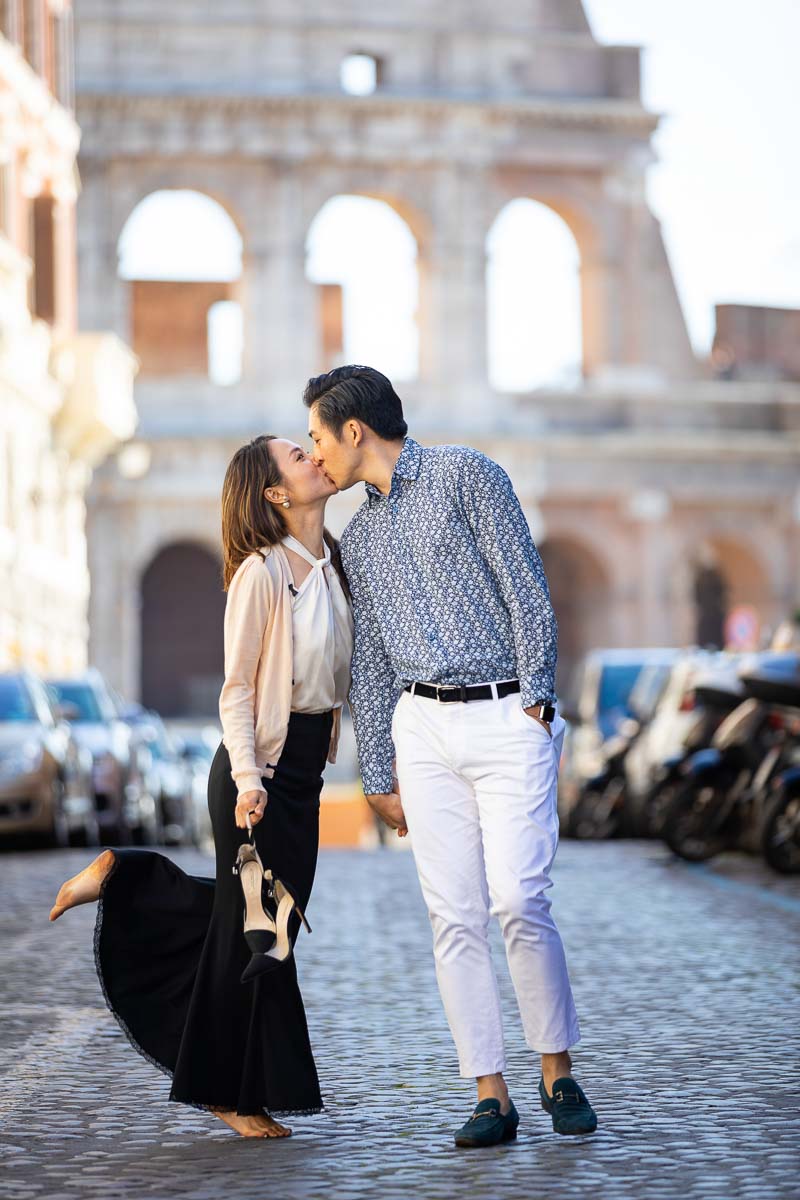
[{"x1": 1, "y1": 840, "x2": 798, "y2": 1200}]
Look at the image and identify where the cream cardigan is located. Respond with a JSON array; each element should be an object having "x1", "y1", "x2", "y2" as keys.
[{"x1": 219, "y1": 543, "x2": 351, "y2": 797}]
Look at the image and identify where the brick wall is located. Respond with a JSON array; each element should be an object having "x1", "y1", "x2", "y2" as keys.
[{"x1": 132, "y1": 279, "x2": 234, "y2": 376}]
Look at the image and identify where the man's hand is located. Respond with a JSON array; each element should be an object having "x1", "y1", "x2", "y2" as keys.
[
  {"x1": 523, "y1": 707, "x2": 552, "y2": 738},
  {"x1": 365, "y1": 791, "x2": 408, "y2": 838}
]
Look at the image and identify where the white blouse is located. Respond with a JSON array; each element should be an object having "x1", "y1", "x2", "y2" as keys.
[{"x1": 281, "y1": 534, "x2": 354, "y2": 714}]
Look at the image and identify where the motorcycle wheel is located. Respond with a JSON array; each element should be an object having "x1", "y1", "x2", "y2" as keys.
[
  {"x1": 662, "y1": 779, "x2": 732, "y2": 862},
  {"x1": 569, "y1": 782, "x2": 624, "y2": 840},
  {"x1": 762, "y1": 790, "x2": 800, "y2": 875}
]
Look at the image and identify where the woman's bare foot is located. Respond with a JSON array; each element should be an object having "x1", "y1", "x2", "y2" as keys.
[
  {"x1": 49, "y1": 849, "x2": 116, "y2": 921},
  {"x1": 214, "y1": 1111, "x2": 292, "y2": 1138}
]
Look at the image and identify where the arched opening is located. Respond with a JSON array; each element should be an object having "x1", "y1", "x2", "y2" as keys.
[
  {"x1": 692, "y1": 537, "x2": 770, "y2": 650},
  {"x1": 539, "y1": 537, "x2": 611, "y2": 703},
  {"x1": 118, "y1": 190, "x2": 243, "y2": 381},
  {"x1": 487, "y1": 198, "x2": 582, "y2": 391},
  {"x1": 140, "y1": 542, "x2": 225, "y2": 717},
  {"x1": 306, "y1": 195, "x2": 419, "y2": 380}
]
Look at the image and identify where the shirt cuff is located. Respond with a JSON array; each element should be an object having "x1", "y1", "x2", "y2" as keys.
[
  {"x1": 234, "y1": 770, "x2": 269, "y2": 796},
  {"x1": 519, "y1": 677, "x2": 557, "y2": 708},
  {"x1": 360, "y1": 766, "x2": 395, "y2": 797}
]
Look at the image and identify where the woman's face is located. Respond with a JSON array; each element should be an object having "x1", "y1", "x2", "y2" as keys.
[{"x1": 267, "y1": 439, "x2": 337, "y2": 508}]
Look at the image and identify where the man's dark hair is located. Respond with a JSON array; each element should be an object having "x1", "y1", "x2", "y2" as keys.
[{"x1": 303, "y1": 365, "x2": 408, "y2": 441}]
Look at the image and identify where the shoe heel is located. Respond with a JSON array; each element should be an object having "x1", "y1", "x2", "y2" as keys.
[
  {"x1": 295, "y1": 903, "x2": 312, "y2": 935},
  {"x1": 275, "y1": 878, "x2": 312, "y2": 934}
]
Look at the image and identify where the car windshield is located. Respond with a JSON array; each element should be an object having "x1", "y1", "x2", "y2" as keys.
[
  {"x1": 49, "y1": 682, "x2": 105, "y2": 723},
  {"x1": 598, "y1": 664, "x2": 644, "y2": 715},
  {"x1": 0, "y1": 677, "x2": 36, "y2": 722},
  {"x1": 629, "y1": 664, "x2": 672, "y2": 721}
]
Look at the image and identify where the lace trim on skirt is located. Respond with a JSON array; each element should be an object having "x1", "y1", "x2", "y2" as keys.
[{"x1": 92, "y1": 852, "x2": 323, "y2": 1118}]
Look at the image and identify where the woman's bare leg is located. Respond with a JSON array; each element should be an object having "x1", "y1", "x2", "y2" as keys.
[
  {"x1": 49, "y1": 849, "x2": 116, "y2": 921},
  {"x1": 214, "y1": 1112, "x2": 291, "y2": 1138}
]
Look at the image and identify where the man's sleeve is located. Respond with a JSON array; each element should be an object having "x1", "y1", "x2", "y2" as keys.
[
  {"x1": 458, "y1": 452, "x2": 558, "y2": 706},
  {"x1": 341, "y1": 535, "x2": 402, "y2": 796}
]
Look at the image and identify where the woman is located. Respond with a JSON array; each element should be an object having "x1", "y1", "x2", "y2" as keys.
[{"x1": 49, "y1": 435, "x2": 353, "y2": 1139}]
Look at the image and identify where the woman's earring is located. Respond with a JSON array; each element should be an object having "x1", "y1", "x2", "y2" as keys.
[{"x1": 282, "y1": 499, "x2": 290, "y2": 509}]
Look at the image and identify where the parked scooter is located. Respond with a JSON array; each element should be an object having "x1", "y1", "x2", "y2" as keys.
[
  {"x1": 662, "y1": 668, "x2": 800, "y2": 869},
  {"x1": 563, "y1": 719, "x2": 640, "y2": 839},
  {"x1": 754, "y1": 673, "x2": 800, "y2": 874},
  {"x1": 644, "y1": 670, "x2": 745, "y2": 838}
]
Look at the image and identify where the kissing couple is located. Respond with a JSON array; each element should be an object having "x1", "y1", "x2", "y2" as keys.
[{"x1": 50, "y1": 365, "x2": 596, "y2": 1146}]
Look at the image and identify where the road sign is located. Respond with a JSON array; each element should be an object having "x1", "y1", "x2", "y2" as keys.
[{"x1": 724, "y1": 605, "x2": 760, "y2": 651}]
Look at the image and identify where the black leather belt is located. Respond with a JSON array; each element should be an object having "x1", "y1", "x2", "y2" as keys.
[{"x1": 404, "y1": 680, "x2": 521, "y2": 703}]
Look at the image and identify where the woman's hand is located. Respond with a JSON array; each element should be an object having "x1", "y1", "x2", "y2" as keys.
[{"x1": 235, "y1": 789, "x2": 268, "y2": 829}]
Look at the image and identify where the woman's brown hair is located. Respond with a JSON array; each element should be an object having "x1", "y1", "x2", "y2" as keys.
[{"x1": 220, "y1": 435, "x2": 348, "y2": 596}]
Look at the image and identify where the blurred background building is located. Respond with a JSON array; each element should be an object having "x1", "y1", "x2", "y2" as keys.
[
  {"x1": 67, "y1": 0, "x2": 799, "y2": 714},
  {"x1": 0, "y1": 0, "x2": 136, "y2": 676}
]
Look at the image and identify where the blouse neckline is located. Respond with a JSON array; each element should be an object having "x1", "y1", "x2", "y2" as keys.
[{"x1": 281, "y1": 535, "x2": 331, "y2": 598}]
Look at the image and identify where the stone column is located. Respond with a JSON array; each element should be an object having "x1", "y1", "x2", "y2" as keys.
[
  {"x1": 417, "y1": 169, "x2": 490, "y2": 427},
  {"x1": 240, "y1": 169, "x2": 319, "y2": 432},
  {"x1": 76, "y1": 167, "x2": 128, "y2": 339},
  {"x1": 625, "y1": 488, "x2": 673, "y2": 645}
]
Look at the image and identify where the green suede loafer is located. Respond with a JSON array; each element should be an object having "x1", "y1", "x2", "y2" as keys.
[
  {"x1": 539, "y1": 1076, "x2": 597, "y2": 1135},
  {"x1": 454, "y1": 1098, "x2": 520, "y2": 1148}
]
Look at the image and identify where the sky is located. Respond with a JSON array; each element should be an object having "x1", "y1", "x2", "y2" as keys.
[
  {"x1": 584, "y1": 0, "x2": 800, "y2": 352},
  {"x1": 118, "y1": 2, "x2": 800, "y2": 389}
]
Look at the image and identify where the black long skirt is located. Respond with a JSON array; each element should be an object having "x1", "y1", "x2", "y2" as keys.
[{"x1": 93, "y1": 709, "x2": 333, "y2": 1116}]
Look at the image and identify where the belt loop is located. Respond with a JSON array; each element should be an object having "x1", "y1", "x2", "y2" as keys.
[
  {"x1": 410, "y1": 682, "x2": 417, "y2": 696},
  {"x1": 490, "y1": 681, "x2": 498, "y2": 700}
]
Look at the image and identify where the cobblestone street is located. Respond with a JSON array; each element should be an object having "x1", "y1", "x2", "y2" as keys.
[{"x1": 1, "y1": 840, "x2": 798, "y2": 1200}]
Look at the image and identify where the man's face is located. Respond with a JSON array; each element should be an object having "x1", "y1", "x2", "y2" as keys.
[{"x1": 308, "y1": 405, "x2": 362, "y2": 490}]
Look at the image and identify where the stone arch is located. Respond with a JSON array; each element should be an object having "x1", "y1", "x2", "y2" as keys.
[
  {"x1": 111, "y1": 180, "x2": 247, "y2": 254},
  {"x1": 305, "y1": 192, "x2": 420, "y2": 379},
  {"x1": 487, "y1": 176, "x2": 622, "y2": 383},
  {"x1": 538, "y1": 536, "x2": 612, "y2": 702},
  {"x1": 691, "y1": 536, "x2": 771, "y2": 649},
  {"x1": 140, "y1": 541, "x2": 225, "y2": 717},
  {"x1": 117, "y1": 189, "x2": 244, "y2": 379},
  {"x1": 487, "y1": 198, "x2": 582, "y2": 390}
]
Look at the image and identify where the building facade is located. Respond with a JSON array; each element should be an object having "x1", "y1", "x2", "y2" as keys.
[
  {"x1": 74, "y1": 0, "x2": 799, "y2": 709},
  {"x1": 0, "y1": 0, "x2": 137, "y2": 677}
]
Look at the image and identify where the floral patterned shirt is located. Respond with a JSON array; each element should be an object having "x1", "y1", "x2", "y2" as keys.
[{"x1": 339, "y1": 436, "x2": 558, "y2": 795}]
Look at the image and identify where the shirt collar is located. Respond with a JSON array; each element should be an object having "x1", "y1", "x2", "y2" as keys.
[{"x1": 365, "y1": 437, "x2": 422, "y2": 505}]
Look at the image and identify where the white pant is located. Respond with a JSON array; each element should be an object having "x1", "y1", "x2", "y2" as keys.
[{"x1": 392, "y1": 687, "x2": 581, "y2": 1077}]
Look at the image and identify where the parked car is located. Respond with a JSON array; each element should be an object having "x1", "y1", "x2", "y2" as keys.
[
  {"x1": 121, "y1": 706, "x2": 195, "y2": 845},
  {"x1": 47, "y1": 669, "x2": 158, "y2": 844},
  {"x1": 0, "y1": 671, "x2": 97, "y2": 846},
  {"x1": 173, "y1": 726, "x2": 219, "y2": 849},
  {"x1": 558, "y1": 648, "x2": 678, "y2": 833}
]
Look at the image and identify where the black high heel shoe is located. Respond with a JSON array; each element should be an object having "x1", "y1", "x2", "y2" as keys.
[
  {"x1": 233, "y1": 839, "x2": 277, "y2": 982},
  {"x1": 238, "y1": 870, "x2": 312, "y2": 983},
  {"x1": 234, "y1": 816, "x2": 312, "y2": 984}
]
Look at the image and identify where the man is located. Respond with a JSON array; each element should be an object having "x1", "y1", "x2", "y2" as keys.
[{"x1": 305, "y1": 365, "x2": 596, "y2": 1148}]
